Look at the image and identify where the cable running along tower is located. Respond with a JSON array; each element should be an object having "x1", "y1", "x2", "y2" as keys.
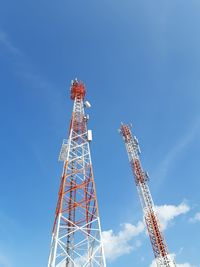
[
  {"x1": 119, "y1": 124, "x2": 176, "y2": 267},
  {"x1": 48, "y1": 80, "x2": 106, "y2": 267}
]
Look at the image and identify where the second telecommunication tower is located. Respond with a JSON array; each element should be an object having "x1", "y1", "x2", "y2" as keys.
[
  {"x1": 120, "y1": 124, "x2": 177, "y2": 267},
  {"x1": 48, "y1": 79, "x2": 106, "y2": 267}
]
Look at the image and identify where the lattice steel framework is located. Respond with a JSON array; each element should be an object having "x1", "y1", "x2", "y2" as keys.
[
  {"x1": 119, "y1": 124, "x2": 177, "y2": 267},
  {"x1": 48, "y1": 80, "x2": 106, "y2": 267}
]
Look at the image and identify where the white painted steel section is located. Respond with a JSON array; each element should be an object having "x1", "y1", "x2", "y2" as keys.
[{"x1": 48, "y1": 95, "x2": 106, "y2": 267}]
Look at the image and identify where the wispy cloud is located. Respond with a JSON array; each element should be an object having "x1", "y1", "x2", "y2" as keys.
[
  {"x1": 0, "y1": 211, "x2": 18, "y2": 238},
  {"x1": 102, "y1": 202, "x2": 190, "y2": 261},
  {"x1": 189, "y1": 212, "x2": 200, "y2": 223},
  {"x1": 0, "y1": 29, "x2": 64, "y2": 123},
  {"x1": 0, "y1": 212, "x2": 18, "y2": 267},
  {"x1": 0, "y1": 29, "x2": 55, "y2": 92},
  {"x1": 0, "y1": 30, "x2": 20, "y2": 55},
  {"x1": 154, "y1": 119, "x2": 200, "y2": 185},
  {"x1": 0, "y1": 253, "x2": 12, "y2": 267}
]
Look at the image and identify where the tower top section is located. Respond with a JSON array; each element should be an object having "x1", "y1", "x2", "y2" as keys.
[
  {"x1": 70, "y1": 78, "x2": 86, "y2": 100},
  {"x1": 119, "y1": 123, "x2": 133, "y2": 142}
]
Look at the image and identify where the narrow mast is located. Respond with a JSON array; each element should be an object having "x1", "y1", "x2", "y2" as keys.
[{"x1": 119, "y1": 123, "x2": 176, "y2": 267}]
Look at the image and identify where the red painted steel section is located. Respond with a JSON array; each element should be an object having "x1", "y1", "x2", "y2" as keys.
[{"x1": 70, "y1": 80, "x2": 86, "y2": 100}]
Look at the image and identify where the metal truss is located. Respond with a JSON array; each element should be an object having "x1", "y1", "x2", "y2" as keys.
[
  {"x1": 120, "y1": 124, "x2": 177, "y2": 267},
  {"x1": 48, "y1": 81, "x2": 106, "y2": 267}
]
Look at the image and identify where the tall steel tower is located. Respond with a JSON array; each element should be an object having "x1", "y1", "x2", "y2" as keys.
[
  {"x1": 119, "y1": 124, "x2": 176, "y2": 267},
  {"x1": 48, "y1": 79, "x2": 106, "y2": 267}
]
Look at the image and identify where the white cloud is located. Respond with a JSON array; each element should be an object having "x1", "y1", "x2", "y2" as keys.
[
  {"x1": 189, "y1": 212, "x2": 200, "y2": 223},
  {"x1": 155, "y1": 202, "x2": 190, "y2": 231},
  {"x1": 150, "y1": 259, "x2": 196, "y2": 267},
  {"x1": 102, "y1": 221, "x2": 144, "y2": 260},
  {"x1": 177, "y1": 264, "x2": 196, "y2": 267},
  {"x1": 150, "y1": 254, "x2": 196, "y2": 267},
  {"x1": 101, "y1": 202, "x2": 190, "y2": 261},
  {"x1": 149, "y1": 258, "x2": 159, "y2": 267}
]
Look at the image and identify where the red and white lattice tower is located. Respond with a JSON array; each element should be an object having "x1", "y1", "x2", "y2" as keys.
[
  {"x1": 48, "y1": 79, "x2": 106, "y2": 267},
  {"x1": 119, "y1": 123, "x2": 177, "y2": 267}
]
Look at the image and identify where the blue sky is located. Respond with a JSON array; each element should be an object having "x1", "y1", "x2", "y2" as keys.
[{"x1": 0, "y1": 0, "x2": 200, "y2": 267}]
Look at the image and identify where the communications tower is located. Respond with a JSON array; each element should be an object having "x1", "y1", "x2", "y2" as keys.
[
  {"x1": 48, "y1": 79, "x2": 106, "y2": 267},
  {"x1": 119, "y1": 124, "x2": 176, "y2": 267}
]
